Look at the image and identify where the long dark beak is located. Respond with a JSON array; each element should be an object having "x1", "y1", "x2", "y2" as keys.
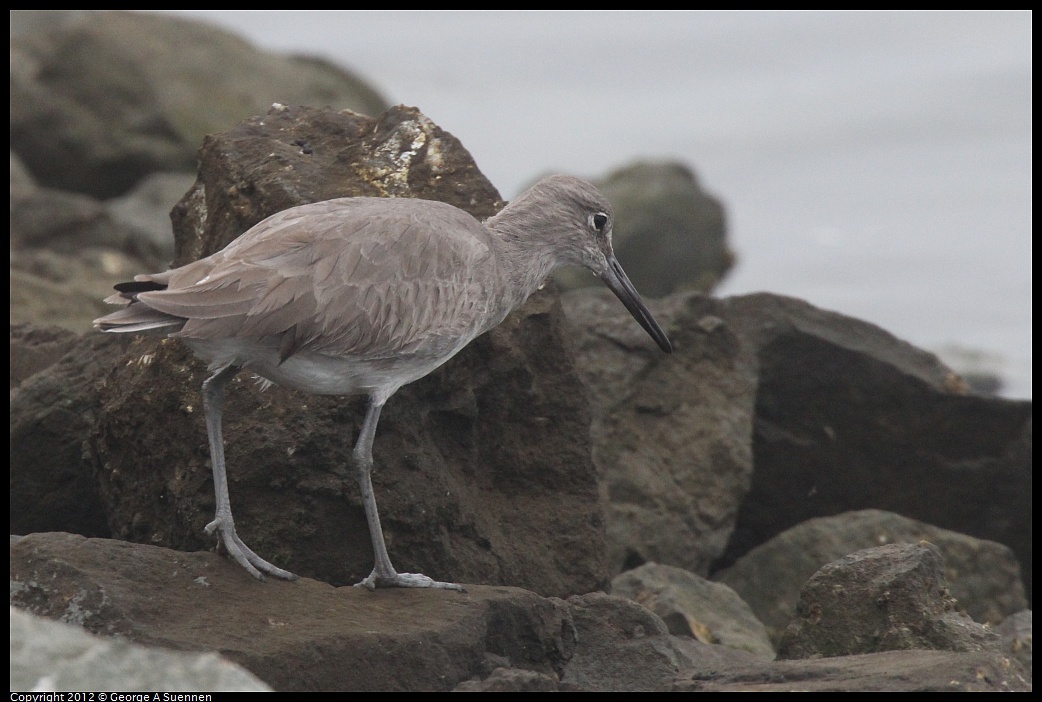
[{"x1": 600, "y1": 255, "x2": 673, "y2": 353}]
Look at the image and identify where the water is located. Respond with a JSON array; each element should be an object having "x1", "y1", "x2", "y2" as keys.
[{"x1": 159, "y1": 10, "x2": 1032, "y2": 398}]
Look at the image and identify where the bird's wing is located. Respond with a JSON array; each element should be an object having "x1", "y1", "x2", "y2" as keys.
[{"x1": 136, "y1": 198, "x2": 499, "y2": 360}]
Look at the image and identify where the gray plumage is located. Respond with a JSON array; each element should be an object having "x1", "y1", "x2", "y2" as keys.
[{"x1": 95, "y1": 174, "x2": 672, "y2": 588}]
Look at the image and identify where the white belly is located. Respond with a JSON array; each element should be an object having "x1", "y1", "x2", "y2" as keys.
[{"x1": 184, "y1": 337, "x2": 469, "y2": 402}]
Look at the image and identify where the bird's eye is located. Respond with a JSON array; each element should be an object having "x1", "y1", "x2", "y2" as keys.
[{"x1": 590, "y1": 212, "x2": 609, "y2": 232}]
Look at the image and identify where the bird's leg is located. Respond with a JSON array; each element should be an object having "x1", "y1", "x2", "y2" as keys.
[
  {"x1": 202, "y1": 364, "x2": 298, "y2": 581},
  {"x1": 353, "y1": 397, "x2": 464, "y2": 591}
]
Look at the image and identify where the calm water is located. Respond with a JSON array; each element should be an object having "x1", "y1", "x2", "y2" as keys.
[{"x1": 162, "y1": 11, "x2": 1032, "y2": 397}]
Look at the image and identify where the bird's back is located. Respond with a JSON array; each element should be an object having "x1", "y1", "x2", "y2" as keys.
[{"x1": 96, "y1": 197, "x2": 506, "y2": 395}]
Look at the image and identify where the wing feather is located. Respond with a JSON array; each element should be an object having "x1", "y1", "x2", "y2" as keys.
[{"x1": 103, "y1": 197, "x2": 501, "y2": 360}]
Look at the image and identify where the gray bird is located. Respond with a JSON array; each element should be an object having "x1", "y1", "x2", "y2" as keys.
[{"x1": 95, "y1": 174, "x2": 672, "y2": 589}]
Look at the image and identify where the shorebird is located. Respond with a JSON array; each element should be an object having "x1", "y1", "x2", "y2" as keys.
[{"x1": 95, "y1": 174, "x2": 673, "y2": 589}]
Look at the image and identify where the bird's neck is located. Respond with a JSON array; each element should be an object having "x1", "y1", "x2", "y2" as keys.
[{"x1": 485, "y1": 207, "x2": 564, "y2": 314}]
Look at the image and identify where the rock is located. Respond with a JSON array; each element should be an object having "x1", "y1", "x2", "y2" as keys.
[
  {"x1": 10, "y1": 175, "x2": 132, "y2": 253},
  {"x1": 715, "y1": 510, "x2": 1029, "y2": 644},
  {"x1": 11, "y1": 10, "x2": 388, "y2": 199},
  {"x1": 560, "y1": 289, "x2": 1032, "y2": 603},
  {"x1": 9, "y1": 533, "x2": 705, "y2": 692},
  {"x1": 997, "y1": 610, "x2": 1032, "y2": 673},
  {"x1": 10, "y1": 605, "x2": 270, "y2": 692},
  {"x1": 554, "y1": 161, "x2": 733, "y2": 297},
  {"x1": 720, "y1": 294, "x2": 1033, "y2": 602},
  {"x1": 669, "y1": 649, "x2": 1031, "y2": 692},
  {"x1": 561, "y1": 289, "x2": 755, "y2": 578},
  {"x1": 610, "y1": 562, "x2": 775, "y2": 658},
  {"x1": 454, "y1": 667, "x2": 561, "y2": 692},
  {"x1": 559, "y1": 591, "x2": 721, "y2": 691},
  {"x1": 90, "y1": 105, "x2": 606, "y2": 596},
  {"x1": 10, "y1": 150, "x2": 34, "y2": 199},
  {"x1": 10, "y1": 321, "x2": 78, "y2": 388},
  {"x1": 10, "y1": 153, "x2": 161, "y2": 331},
  {"x1": 9, "y1": 9, "x2": 93, "y2": 37},
  {"x1": 10, "y1": 249, "x2": 145, "y2": 333},
  {"x1": 933, "y1": 343, "x2": 1009, "y2": 396},
  {"x1": 12, "y1": 533, "x2": 1027, "y2": 692},
  {"x1": 104, "y1": 171, "x2": 197, "y2": 266},
  {"x1": 10, "y1": 327, "x2": 129, "y2": 538},
  {"x1": 169, "y1": 103, "x2": 503, "y2": 267},
  {"x1": 777, "y1": 542, "x2": 1000, "y2": 659}
]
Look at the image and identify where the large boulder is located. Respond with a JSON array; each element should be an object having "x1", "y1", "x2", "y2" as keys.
[{"x1": 10, "y1": 10, "x2": 388, "y2": 199}]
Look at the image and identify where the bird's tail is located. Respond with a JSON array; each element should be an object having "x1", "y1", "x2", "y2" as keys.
[{"x1": 94, "y1": 281, "x2": 184, "y2": 334}]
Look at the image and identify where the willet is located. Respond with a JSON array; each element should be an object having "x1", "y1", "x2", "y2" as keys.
[{"x1": 95, "y1": 174, "x2": 672, "y2": 589}]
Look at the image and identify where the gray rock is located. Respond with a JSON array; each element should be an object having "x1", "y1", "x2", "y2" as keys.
[
  {"x1": 10, "y1": 178, "x2": 131, "y2": 252},
  {"x1": 10, "y1": 145, "x2": 158, "y2": 333},
  {"x1": 10, "y1": 605, "x2": 270, "y2": 692},
  {"x1": 10, "y1": 150, "x2": 35, "y2": 199},
  {"x1": 9, "y1": 10, "x2": 93, "y2": 37},
  {"x1": 610, "y1": 563, "x2": 775, "y2": 658},
  {"x1": 104, "y1": 171, "x2": 197, "y2": 266},
  {"x1": 777, "y1": 542, "x2": 1000, "y2": 659},
  {"x1": 11, "y1": 10, "x2": 388, "y2": 199},
  {"x1": 560, "y1": 591, "x2": 724, "y2": 691},
  {"x1": 669, "y1": 649, "x2": 1031, "y2": 692},
  {"x1": 715, "y1": 510, "x2": 1029, "y2": 644},
  {"x1": 454, "y1": 667, "x2": 561, "y2": 692},
  {"x1": 10, "y1": 249, "x2": 145, "y2": 332},
  {"x1": 997, "y1": 609, "x2": 1032, "y2": 673},
  {"x1": 561, "y1": 289, "x2": 755, "y2": 578}
]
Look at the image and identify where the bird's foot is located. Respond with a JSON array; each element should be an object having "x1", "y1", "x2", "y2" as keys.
[
  {"x1": 205, "y1": 516, "x2": 298, "y2": 582},
  {"x1": 354, "y1": 568, "x2": 466, "y2": 592}
]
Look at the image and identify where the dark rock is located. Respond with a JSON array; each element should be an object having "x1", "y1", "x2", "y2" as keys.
[
  {"x1": 11, "y1": 10, "x2": 388, "y2": 199},
  {"x1": 555, "y1": 161, "x2": 733, "y2": 297},
  {"x1": 10, "y1": 533, "x2": 573, "y2": 691},
  {"x1": 777, "y1": 542, "x2": 1000, "y2": 659},
  {"x1": 610, "y1": 562, "x2": 775, "y2": 658},
  {"x1": 90, "y1": 105, "x2": 606, "y2": 596},
  {"x1": 719, "y1": 293, "x2": 1033, "y2": 602},
  {"x1": 10, "y1": 329, "x2": 129, "y2": 538},
  {"x1": 10, "y1": 321, "x2": 78, "y2": 388},
  {"x1": 715, "y1": 509, "x2": 1028, "y2": 644},
  {"x1": 562, "y1": 289, "x2": 1032, "y2": 603},
  {"x1": 170, "y1": 104, "x2": 502, "y2": 267},
  {"x1": 14, "y1": 533, "x2": 738, "y2": 692}
]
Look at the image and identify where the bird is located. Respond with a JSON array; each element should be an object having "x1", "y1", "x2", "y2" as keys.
[{"x1": 94, "y1": 174, "x2": 673, "y2": 589}]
